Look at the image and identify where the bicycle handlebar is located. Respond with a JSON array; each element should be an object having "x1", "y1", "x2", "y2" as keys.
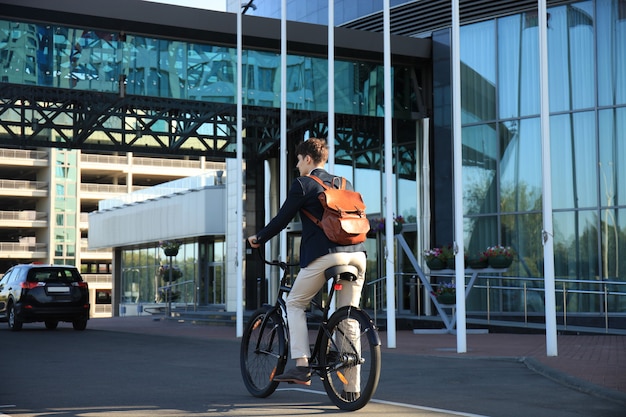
[{"x1": 250, "y1": 246, "x2": 299, "y2": 270}]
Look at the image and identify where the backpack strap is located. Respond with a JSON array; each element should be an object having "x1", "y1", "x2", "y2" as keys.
[
  {"x1": 301, "y1": 174, "x2": 345, "y2": 226},
  {"x1": 307, "y1": 174, "x2": 345, "y2": 190}
]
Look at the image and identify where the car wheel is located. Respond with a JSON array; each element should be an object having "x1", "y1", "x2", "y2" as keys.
[
  {"x1": 45, "y1": 320, "x2": 59, "y2": 330},
  {"x1": 8, "y1": 303, "x2": 23, "y2": 332},
  {"x1": 72, "y1": 319, "x2": 87, "y2": 331}
]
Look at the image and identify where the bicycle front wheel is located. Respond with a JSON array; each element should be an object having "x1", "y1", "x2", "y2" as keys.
[
  {"x1": 240, "y1": 308, "x2": 288, "y2": 398},
  {"x1": 319, "y1": 306, "x2": 381, "y2": 411}
]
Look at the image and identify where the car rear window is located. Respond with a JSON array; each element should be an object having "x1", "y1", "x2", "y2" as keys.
[{"x1": 28, "y1": 268, "x2": 81, "y2": 283}]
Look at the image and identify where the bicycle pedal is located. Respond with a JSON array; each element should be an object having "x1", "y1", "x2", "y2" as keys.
[{"x1": 287, "y1": 380, "x2": 311, "y2": 386}]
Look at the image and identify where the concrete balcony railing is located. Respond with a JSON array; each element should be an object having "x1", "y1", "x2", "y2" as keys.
[
  {"x1": 81, "y1": 239, "x2": 112, "y2": 259},
  {"x1": 80, "y1": 183, "x2": 132, "y2": 194},
  {"x1": 79, "y1": 212, "x2": 89, "y2": 229},
  {"x1": 0, "y1": 210, "x2": 47, "y2": 227},
  {"x1": 0, "y1": 179, "x2": 48, "y2": 197},
  {"x1": 0, "y1": 242, "x2": 47, "y2": 257},
  {"x1": 0, "y1": 148, "x2": 48, "y2": 166},
  {"x1": 80, "y1": 154, "x2": 126, "y2": 166},
  {"x1": 82, "y1": 274, "x2": 112, "y2": 284},
  {"x1": 80, "y1": 153, "x2": 223, "y2": 170}
]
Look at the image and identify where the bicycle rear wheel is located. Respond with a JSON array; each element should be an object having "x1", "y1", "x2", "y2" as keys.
[
  {"x1": 240, "y1": 308, "x2": 288, "y2": 397},
  {"x1": 319, "y1": 306, "x2": 381, "y2": 411}
]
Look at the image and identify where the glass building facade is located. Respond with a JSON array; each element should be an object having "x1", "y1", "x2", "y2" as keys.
[
  {"x1": 0, "y1": 9, "x2": 424, "y2": 314},
  {"x1": 432, "y1": 0, "x2": 626, "y2": 318},
  {"x1": 227, "y1": 0, "x2": 412, "y2": 25},
  {"x1": 0, "y1": 20, "x2": 401, "y2": 117},
  {"x1": 1, "y1": 0, "x2": 625, "y2": 329}
]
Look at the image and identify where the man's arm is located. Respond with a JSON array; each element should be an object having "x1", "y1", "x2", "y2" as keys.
[{"x1": 248, "y1": 177, "x2": 308, "y2": 245}]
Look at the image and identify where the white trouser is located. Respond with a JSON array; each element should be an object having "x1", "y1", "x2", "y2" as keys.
[{"x1": 286, "y1": 251, "x2": 366, "y2": 391}]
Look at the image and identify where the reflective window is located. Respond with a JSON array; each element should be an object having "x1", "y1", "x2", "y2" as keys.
[
  {"x1": 599, "y1": 107, "x2": 626, "y2": 206},
  {"x1": 229, "y1": 0, "x2": 412, "y2": 25},
  {"x1": 550, "y1": 111, "x2": 597, "y2": 209},
  {"x1": 499, "y1": 118, "x2": 542, "y2": 214},
  {"x1": 497, "y1": 13, "x2": 540, "y2": 118},
  {"x1": 461, "y1": 124, "x2": 497, "y2": 216},
  {"x1": 502, "y1": 213, "x2": 543, "y2": 278},
  {"x1": 457, "y1": 1, "x2": 623, "y2": 298},
  {"x1": 597, "y1": 0, "x2": 626, "y2": 106},
  {"x1": 0, "y1": 18, "x2": 404, "y2": 118},
  {"x1": 460, "y1": 21, "x2": 496, "y2": 124},
  {"x1": 553, "y1": 210, "x2": 600, "y2": 290},
  {"x1": 548, "y1": 2, "x2": 595, "y2": 112}
]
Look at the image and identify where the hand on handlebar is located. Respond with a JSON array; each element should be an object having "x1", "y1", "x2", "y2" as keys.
[{"x1": 248, "y1": 235, "x2": 261, "y2": 249}]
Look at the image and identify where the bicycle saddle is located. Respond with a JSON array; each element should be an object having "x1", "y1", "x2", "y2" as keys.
[{"x1": 324, "y1": 265, "x2": 359, "y2": 281}]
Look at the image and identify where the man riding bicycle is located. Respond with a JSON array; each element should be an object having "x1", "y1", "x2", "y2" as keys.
[{"x1": 248, "y1": 137, "x2": 366, "y2": 399}]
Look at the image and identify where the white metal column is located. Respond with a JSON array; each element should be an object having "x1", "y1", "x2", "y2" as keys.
[
  {"x1": 383, "y1": 0, "x2": 396, "y2": 348},
  {"x1": 328, "y1": 0, "x2": 335, "y2": 170},
  {"x1": 451, "y1": 0, "x2": 467, "y2": 353},
  {"x1": 539, "y1": 0, "x2": 558, "y2": 357},
  {"x1": 236, "y1": 4, "x2": 244, "y2": 337},
  {"x1": 279, "y1": 0, "x2": 287, "y2": 261}
]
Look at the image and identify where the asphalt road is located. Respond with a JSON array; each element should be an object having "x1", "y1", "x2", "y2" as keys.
[{"x1": 1, "y1": 323, "x2": 624, "y2": 417}]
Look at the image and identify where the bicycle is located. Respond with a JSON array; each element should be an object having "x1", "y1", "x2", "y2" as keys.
[{"x1": 240, "y1": 251, "x2": 382, "y2": 411}]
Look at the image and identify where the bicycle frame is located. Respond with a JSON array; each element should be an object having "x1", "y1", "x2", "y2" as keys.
[
  {"x1": 255, "y1": 257, "x2": 378, "y2": 373},
  {"x1": 241, "y1": 250, "x2": 382, "y2": 411},
  {"x1": 252, "y1": 259, "x2": 291, "y2": 359}
]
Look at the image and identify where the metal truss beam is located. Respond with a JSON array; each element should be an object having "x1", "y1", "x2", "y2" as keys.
[
  {"x1": 0, "y1": 83, "x2": 246, "y2": 157},
  {"x1": 0, "y1": 83, "x2": 415, "y2": 179}
]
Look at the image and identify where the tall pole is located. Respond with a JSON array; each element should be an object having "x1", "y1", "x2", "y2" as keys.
[
  {"x1": 328, "y1": 0, "x2": 336, "y2": 313},
  {"x1": 539, "y1": 0, "x2": 558, "y2": 356},
  {"x1": 383, "y1": 0, "x2": 396, "y2": 348},
  {"x1": 328, "y1": 0, "x2": 335, "y2": 171},
  {"x1": 235, "y1": 3, "x2": 244, "y2": 337},
  {"x1": 279, "y1": 0, "x2": 287, "y2": 262},
  {"x1": 451, "y1": 0, "x2": 467, "y2": 353}
]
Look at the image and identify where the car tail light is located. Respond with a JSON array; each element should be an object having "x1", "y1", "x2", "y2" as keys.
[
  {"x1": 21, "y1": 281, "x2": 40, "y2": 289},
  {"x1": 72, "y1": 282, "x2": 88, "y2": 289}
]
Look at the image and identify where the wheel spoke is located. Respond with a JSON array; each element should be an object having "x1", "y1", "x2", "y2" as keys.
[{"x1": 320, "y1": 307, "x2": 380, "y2": 411}]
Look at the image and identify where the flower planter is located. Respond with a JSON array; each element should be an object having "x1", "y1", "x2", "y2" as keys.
[
  {"x1": 163, "y1": 248, "x2": 179, "y2": 257},
  {"x1": 488, "y1": 255, "x2": 512, "y2": 269},
  {"x1": 426, "y1": 257, "x2": 446, "y2": 270},
  {"x1": 468, "y1": 258, "x2": 488, "y2": 269},
  {"x1": 437, "y1": 293, "x2": 456, "y2": 305}
]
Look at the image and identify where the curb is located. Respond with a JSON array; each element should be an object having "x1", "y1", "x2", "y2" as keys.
[{"x1": 523, "y1": 357, "x2": 626, "y2": 407}]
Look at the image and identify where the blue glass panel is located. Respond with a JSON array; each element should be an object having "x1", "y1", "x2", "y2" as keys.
[
  {"x1": 553, "y1": 210, "x2": 601, "y2": 308},
  {"x1": 599, "y1": 208, "x2": 623, "y2": 281},
  {"x1": 550, "y1": 112, "x2": 597, "y2": 209},
  {"x1": 355, "y1": 166, "x2": 381, "y2": 215},
  {"x1": 460, "y1": 21, "x2": 496, "y2": 124},
  {"x1": 462, "y1": 124, "x2": 498, "y2": 215},
  {"x1": 497, "y1": 13, "x2": 540, "y2": 118},
  {"x1": 597, "y1": 0, "x2": 626, "y2": 106},
  {"x1": 464, "y1": 215, "x2": 498, "y2": 256},
  {"x1": 502, "y1": 213, "x2": 543, "y2": 278},
  {"x1": 599, "y1": 107, "x2": 626, "y2": 206},
  {"x1": 499, "y1": 118, "x2": 542, "y2": 214},
  {"x1": 548, "y1": 2, "x2": 595, "y2": 112},
  {"x1": 0, "y1": 18, "x2": 400, "y2": 117}
]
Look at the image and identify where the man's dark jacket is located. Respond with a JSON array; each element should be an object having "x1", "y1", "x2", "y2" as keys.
[{"x1": 255, "y1": 168, "x2": 366, "y2": 267}]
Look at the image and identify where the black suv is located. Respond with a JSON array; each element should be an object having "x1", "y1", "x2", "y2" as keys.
[{"x1": 0, "y1": 264, "x2": 90, "y2": 331}]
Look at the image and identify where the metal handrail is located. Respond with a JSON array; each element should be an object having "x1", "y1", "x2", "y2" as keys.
[
  {"x1": 367, "y1": 271, "x2": 626, "y2": 333},
  {"x1": 157, "y1": 279, "x2": 194, "y2": 293}
]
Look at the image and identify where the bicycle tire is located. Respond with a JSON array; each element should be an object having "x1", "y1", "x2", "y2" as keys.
[
  {"x1": 240, "y1": 308, "x2": 288, "y2": 398},
  {"x1": 319, "y1": 306, "x2": 381, "y2": 411}
]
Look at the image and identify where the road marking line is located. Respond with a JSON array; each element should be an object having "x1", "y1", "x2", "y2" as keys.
[{"x1": 278, "y1": 388, "x2": 491, "y2": 417}]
